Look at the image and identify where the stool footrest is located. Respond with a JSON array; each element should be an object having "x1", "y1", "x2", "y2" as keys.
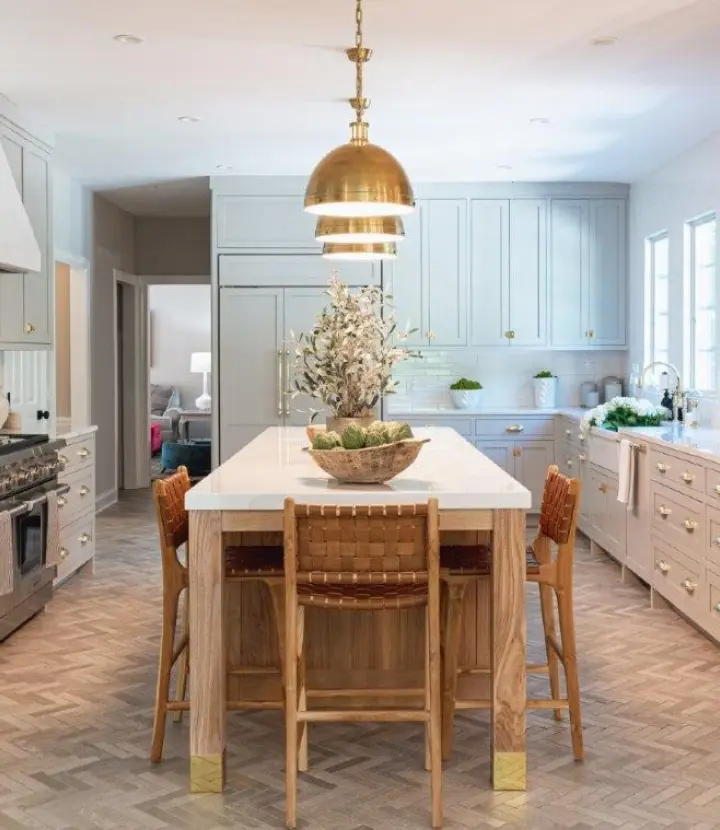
[{"x1": 299, "y1": 709, "x2": 428, "y2": 723}]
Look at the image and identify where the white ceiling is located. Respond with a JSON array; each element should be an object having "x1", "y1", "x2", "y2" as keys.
[{"x1": 2, "y1": 0, "x2": 720, "y2": 202}]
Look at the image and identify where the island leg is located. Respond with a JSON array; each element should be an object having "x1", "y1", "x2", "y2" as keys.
[
  {"x1": 491, "y1": 508, "x2": 526, "y2": 790},
  {"x1": 189, "y1": 509, "x2": 226, "y2": 792}
]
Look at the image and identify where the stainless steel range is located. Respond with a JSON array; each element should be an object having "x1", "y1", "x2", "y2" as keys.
[{"x1": 0, "y1": 434, "x2": 67, "y2": 641}]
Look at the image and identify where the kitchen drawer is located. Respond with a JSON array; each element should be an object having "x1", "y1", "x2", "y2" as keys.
[
  {"x1": 57, "y1": 466, "x2": 95, "y2": 529},
  {"x1": 403, "y1": 418, "x2": 473, "y2": 437},
  {"x1": 558, "y1": 417, "x2": 582, "y2": 446},
  {"x1": 652, "y1": 538, "x2": 703, "y2": 620},
  {"x1": 559, "y1": 442, "x2": 577, "y2": 477},
  {"x1": 706, "y1": 505, "x2": 720, "y2": 571},
  {"x1": 650, "y1": 447, "x2": 705, "y2": 496},
  {"x1": 475, "y1": 417, "x2": 554, "y2": 439},
  {"x1": 56, "y1": 512, "x2": 95, "y2": 585},
  {"x1": 704, "y1": 565, "x2": 720, "y2": 643},
  {"x1": 58, "y1": 435, "x2": 95, "y2": 477},
  {"x1": 705, "y1": 466, "x2": 720, "y2": 503},
  {"x1": 650, "y1": 483, "x2": 704, "y2": 562}
]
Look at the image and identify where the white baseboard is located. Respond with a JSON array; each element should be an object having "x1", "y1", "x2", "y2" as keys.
[{"x1": 96, "y1": 487, "x2": 118, "y2": 514}]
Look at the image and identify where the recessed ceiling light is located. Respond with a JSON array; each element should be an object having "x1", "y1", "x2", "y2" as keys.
[
  {"x1": 496, "y1": 165, "x2": 513, "y2": 171},
  {"x1": 529, "y1": 117, "x2": 550, "y2": 126},
  {"x1": 591, "y1": 36, "x2": 619, "y2": 47},
  {"x1": 113, "y1": 34, "x2": 144, "y2": 45},
  {"x1": 215, "y1": 164, "x2": 234, "y2": 170},
  {"x1": 178, "y1": 116, "x2": 200, "y2": 124}
]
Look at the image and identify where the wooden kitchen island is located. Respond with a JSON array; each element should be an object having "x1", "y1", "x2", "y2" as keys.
[{"x1": 185, "y1": 427, "x2": 531, "y2": 794}]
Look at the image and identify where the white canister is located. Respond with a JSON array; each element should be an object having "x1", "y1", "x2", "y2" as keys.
[
  {"x1": 604, "y1": 381, "x2": 623, "y2": 402},
  {"x1": 585, "y1": 390, "x2": 600, "y2": 409}
]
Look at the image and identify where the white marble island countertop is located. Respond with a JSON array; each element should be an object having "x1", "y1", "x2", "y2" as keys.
[{"x1": 186, "y1": 426, "x2": 531, "y2": 511}]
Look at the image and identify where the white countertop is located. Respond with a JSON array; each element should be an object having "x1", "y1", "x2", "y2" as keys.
[
  {"x1": 54, "y1": 424, "x2": 98, "y2": 442},
  {"x1": 387, "y1": 405, "x2": 589, "y2": 419},
  {"x1": 186, "y1": 426, "x2": 532, "y2": 511},
  {"x1": 617, "y1": 424, "x2": 720, "y2": 464}
]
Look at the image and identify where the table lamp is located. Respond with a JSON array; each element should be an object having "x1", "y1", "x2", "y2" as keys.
[{"x1": 190, "y1": 351, "x2": 212, "y2": 411}]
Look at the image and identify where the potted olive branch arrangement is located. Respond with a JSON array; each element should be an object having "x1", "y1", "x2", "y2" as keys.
[{"x1": 291, "y1": 276, "x2": 421, "y2": 433}]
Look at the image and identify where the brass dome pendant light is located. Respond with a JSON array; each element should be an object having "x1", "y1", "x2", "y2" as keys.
[
  {"x1": 322, "y1": 242, "x2": 397, "y2": 261},
  {"x1": 304, "y1": 0, "x2": 414, "y2": 219},
  {"x1": 315, "y1": 215, "x2": 405, "y2": 244}
]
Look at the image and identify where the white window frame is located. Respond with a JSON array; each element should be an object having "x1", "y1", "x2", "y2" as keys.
[
  {"x1": 684, "y1": 212, "x2": 717, "y2": 394},
  {"x1": 644, "y1": 231, "x2": 670, "y2": 368}
]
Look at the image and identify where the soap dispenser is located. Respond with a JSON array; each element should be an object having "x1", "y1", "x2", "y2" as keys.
[{"x1": 661, "y1": 388, "x2": 673, "y2": 418}]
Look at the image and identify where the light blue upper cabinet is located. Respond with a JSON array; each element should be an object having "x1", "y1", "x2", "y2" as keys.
[
  {"x1": 216, "y1": 195, "x2": 318, "y2": 250},
  {"x1": 549, "y1": 198, "x2": 626, "y2": 349},
  {"x1": 587, "y1": 199, "x2": 626, "y2": 347},
  {"x1": 387, "y1": 199, "x2": 467, "y2": 347},
  {"x1": 470, "y1": 199, "x2": 547, "y2": 346}
]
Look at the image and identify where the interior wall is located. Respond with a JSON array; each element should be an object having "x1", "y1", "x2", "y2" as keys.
[
  {"x1": 92, "y1": 193, "x2": 135, "y2": 500},
  {"x1": 629, "y1": 128, "x2": 720, "y2": 380},
  {"x1": 135, "y1": 216, "x2": 210, "y2": 276},
  {"x1": 54, "y1": 262, "x2": 71, "y2": 419},
  {"x1": 54, "y1": 169, "x2": 92, "y2": 260},
  {"x1": 149, "y1": 284, "x2": 211, "y2": 409}
]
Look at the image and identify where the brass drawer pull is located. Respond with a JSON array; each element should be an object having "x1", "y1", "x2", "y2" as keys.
[
  {"x1": 658, "y1": 505, "x2": 671, "y2": 517},
  {"x1": 566, "y1": 458, "x2": 573, "y2": 467},
  {"x1": 682, "y1": 578, "x2": 697, "y2": 594},
  {"x1": 79, "y1": 532, "x2": 92, "y2": 545},
  {"x1": 656, "y1": 462, "x2": 669, "y2": 474},
  {"x1": 78, "y1": 447, "x2": 91, "y2": 459},
  {"x1": 506, "y1": 424, "x2": 524, "y2": 433},
  {"x1": 565, "y1": 429, "x2": 572, "y2": 436},
  {"x1": 79, "y1": 485, "x2": 90, "y2": 497},
  {"x1": 714, "y1": 484, "x2": 720, "y2": 496},
  {"x1": 683, "y1": 519, "x2": 698, "y2": 532},
  {"x1": 598, "y1": 483, "x2": 608, "y2": 493},
  {"x1": 657, "y1": 560, "x2": 670, "y2": 574},
  {"x1": 57, "y1": 496, "x2": 67, "y2": 508},
  {"x1": 59, "y1": 547, "x2": 69, "y2": 560},
  {"x1": 681, "y1": 471, "x2": 695, "y2": 484},
  {"x1": 578, "y1": 453, "x2": 587, "y2": 462},
  {"x1": 715, "y1": 602, "x2": 720, "y2": 613},
  {"x1": 713, "y1": 537, "x2": 720, "y2": 548},
  {"x1": 59, "y1": 454, "x2": 69, "y2": 466},
  {"x1": 23, "y1": 322, "x2": 36, "y2": 334}
]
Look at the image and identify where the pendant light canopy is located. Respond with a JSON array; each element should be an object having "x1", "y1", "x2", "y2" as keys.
[
  {"x1": 304, "y1": 0, "x2": 414, "y2": 219},
  {"x1": 315, "y1": 216, "x2": 405, "y2": 244},
  {"x1": 322, "y1": 242, "x2": 397, "y2": 261}
]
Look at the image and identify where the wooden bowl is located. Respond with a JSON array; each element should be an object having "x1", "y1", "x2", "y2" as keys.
[{"x1": 308, "y1": 439, "x2": 429, "y2": 484}]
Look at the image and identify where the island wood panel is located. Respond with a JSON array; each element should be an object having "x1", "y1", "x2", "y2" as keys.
[{"x1": 223, "y1": 529, "x2": 493, "y2": 705}]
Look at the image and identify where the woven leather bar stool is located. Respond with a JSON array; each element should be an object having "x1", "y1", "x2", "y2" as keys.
[
  {"x1": 283, "y1": 498, "x2": 443, "y2": 830},
  {"x1": 150, "y1": 466, "x2": 286, "y2": 763},
  {"x1": 440, "y1": 465, "x2": 583, "y2": 761}
]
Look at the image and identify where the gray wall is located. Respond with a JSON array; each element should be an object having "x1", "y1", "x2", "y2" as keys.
[
  {"x1": 135, "y1": 216, "x2": 210, "y2": 276},
  {"x1": 92, "y1": 194, "x2": 135, "y2": 500}
]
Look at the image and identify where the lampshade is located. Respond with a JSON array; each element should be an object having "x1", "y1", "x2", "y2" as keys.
[
  {"x1": 190, "y1": 352, "x2": 211, "y2": 374},
  {"x1": 322, "y1": 242, "x2": 397, "y2": 261},
  {"x1": 315, "y1": 215, "x2": 405, "y2": 244}
]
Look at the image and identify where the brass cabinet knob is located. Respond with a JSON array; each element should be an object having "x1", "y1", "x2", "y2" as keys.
[
  {"x1": 565, "y1": 429, "x2": 572, "y2": 436},
  {"x1": 57, "y1": 496, "x2": 67, "y2": 508},
  {"x1": 683, "y1": 519, "x2": 698, "y2": 533},
  {"x1": 79, "y1": 485, "x2": 90, "y2": 497},
  {"x1": 426, "y1": 330, "x2": 436, "y2": 341},
  {"x1": 59, "y1": 547, "x2": 69, "y2": 560},
  {"x1": 78, "y1": 447, "x2": 91, "y2": 459},
  {"x1": 598, "y1": 483, "x2": 608, "y2": 493},
  {"x1": 713, "y1": 537, "x2": 720, "y2": 548},
  {"x1": 23, "y1": 323, "x2": 36, "y2": 334},
  {"x1": 658, "y1": 505, "x2": 671, "y2": 517},
  {"x1": 512, "y1": 447, "x2": 522, "y2": 457},
  {"x1": 59, "y1": 454, "x2": 69, "y2": 466},
  {"x1": 714, "y1": 484, "x2": 720, "y2": 496},
  {"x1": 715, "y1": 602, "x2": 720, "y2": 613},
  {"x1": 656, "y1": 462, "x2": 669, "y2": 473},
  {"x1": 681, "y1": 471, "x2": 694, "y2": 484},
  {"x1": 682, "y1": 578, "x2": 697, "y2": 594},
  {"x1": 578, "y1": 453, "x2": 587, "y2": 462},
  {"x1": 566, "y1": 458, "x2": 573, "y2": 467},
  {"x1": 79, "y1": 532, "x2": 91, "y2": 545},
  {"x1": 657, "y1": 560, "x2": 670, "y2": 574}
]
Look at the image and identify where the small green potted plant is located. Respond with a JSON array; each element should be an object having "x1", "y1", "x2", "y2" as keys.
[
  {"x1": 449, "y1": 378, "x2": 483, "y2": 409},
  {"x1": 533, "y1": 370, "x2": 557, "y2": 409}
]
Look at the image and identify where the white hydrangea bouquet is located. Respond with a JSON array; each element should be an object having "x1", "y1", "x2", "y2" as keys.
[
  {"x1": 291, "y1": 276, "x2": 420, "y2": 422},
  {"x1": 580, "y1": 396, "x2": 668, "y2": 438}
]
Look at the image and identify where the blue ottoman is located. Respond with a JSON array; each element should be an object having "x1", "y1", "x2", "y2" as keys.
[{"x1": 161, "y1": 440, "x2": 211, "y2": 478}]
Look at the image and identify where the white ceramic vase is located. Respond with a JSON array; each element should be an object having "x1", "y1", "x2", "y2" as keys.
[
  {"x1": 450, "y1": 389, "x2": 482, "y2": 409},
  {"x1": 533, "y1": 377, "x2": 557, "y2": 409}
]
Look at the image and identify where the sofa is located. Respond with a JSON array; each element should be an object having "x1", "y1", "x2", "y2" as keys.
[{"x1": 150, "y1": 384, "x2": 180, "y2": 448}]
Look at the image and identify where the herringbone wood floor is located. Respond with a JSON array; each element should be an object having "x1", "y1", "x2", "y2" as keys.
[{"x1": 2, "y1": 491, "x2": 720, "y2": 830}]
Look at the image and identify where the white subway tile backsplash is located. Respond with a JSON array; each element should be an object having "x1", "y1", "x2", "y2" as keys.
[{"x1": 393, "y1": 349, "x2": 628, "y2": 409}]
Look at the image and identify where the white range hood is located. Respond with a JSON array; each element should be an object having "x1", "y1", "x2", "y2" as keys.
[{"x1": 0, "y1": 142, "x2": 41, "y2": 273}]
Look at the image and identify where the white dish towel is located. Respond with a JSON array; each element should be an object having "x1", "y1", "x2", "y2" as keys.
[{"x1": 617, "y1": 439, "x2": 636, "y2": 509}]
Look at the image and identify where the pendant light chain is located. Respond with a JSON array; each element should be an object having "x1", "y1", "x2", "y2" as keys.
[{"x1": 354, "y1": 0, "x2": 366, "y2": 123}]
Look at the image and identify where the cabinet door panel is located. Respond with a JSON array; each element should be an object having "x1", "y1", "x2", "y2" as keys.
[
  {"x1": 427, "y1": 199, "x2": 467, "y2": 346},
  {"x1": 470, "y1": 200, "x2": 509, "y2": 346},
  {"x1": 0, "y1": 133, "x2": 24, "y2": 342},
  {"x1": 22, "y1": 149, "x2": 51, "y2": 343},
  {"x1": 514, "y1": 441, "x2": 554, "y2": 511},
  {"x1": 588, "y1": 199, "x2": 626, "y2": 346},
  {"x1": 549, "y1": 200, "x2": 587, "y2": 347},
  {"x1": 509, "y1": 200, "x2": 547, "y2": 346},
  {"x1": 385, "y1": 206, "x2": 425, "y2": 346},
  {"x1": 474, "y1": 440, "x2": 513, "y2": 475},
  {"x1": 216, "y1": 195, "x2": 317, "y2": 249},
  {"x1": 219, "y1": 288, "x2": 283, "y2": 461},
  {"x1": 284, "y1": 288, "x2": 332, "y2": 426},
  {"x1": 625, "y1": 443, "x2": 651, "y2": 580}
]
